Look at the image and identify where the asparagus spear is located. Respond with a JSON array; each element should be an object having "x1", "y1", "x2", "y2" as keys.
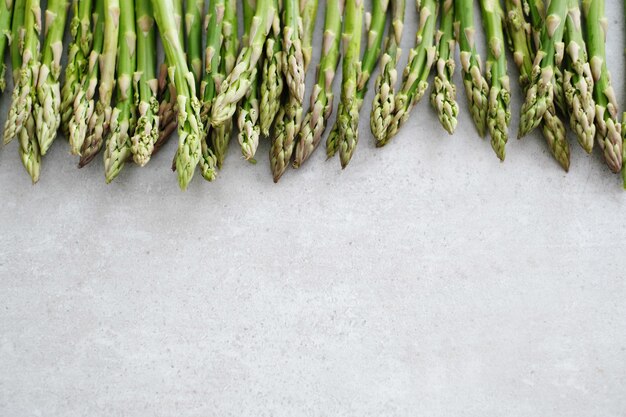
[
  {"x1": 292, "y1": 0, "x2": 342, "y2": 168},
  {"x1": 10, "y1": 0, "x2": 41, "y2": 182},
  {"x1": 68, "y1": 0, "x2": 103, "y2": 155},
  {"x1": 78, "y1": 0, "x2": 120, "y2": 166},
  {"x1": 281, "y1": 0, "x2": 305, "y2": 103},
  {"x1": 430, "y1": 0, "x2": 457, "y2": 135},
  {"x1": 61, "y1": 0, "x2": 93, "y2": 136},
  {"x1": 481, "y1": 0, "x2": 510, "y2": 161},
  {"x1": 269, "y1": 0, "x2": 318, "y2": 181},
  {"x1": 208, "y1": 0, "x2": 237, "y2": 168},
  {"x1": 197, "y1": 0, "x2": 224, "y2": 178},
  {"x1": 153, "y1": 0, "x2": 205, "y2": 189},
  {"x1": 185, "y1": 0, "x2": 203, "y2": 88},
  {"x1": 371, "y1": 0, "x2": 405, "y2": 143},
  {"x1": 456, "y1": 0, "x2": 489, "y2": 137},
  {"x1": 583, "y1": 0, "x2": 621, "y2": 173},
  {"x1": 301, "y1": 0, "x2": 319, "y2": 69},
  {"x1": 153, "y1": 0, "x2": 183, "y2": 149},
  {"x1": 237, "y1": 0, "x2": 261, "y2": 162},
  {"x1": 504, "y1": 0, "x2": 569, "y2": 171},
  {"x1": 563, "y1": 0, "x2": 595, "y2": 153},
  {"x1": 3, "y1": 0, "x2": 41, "y2": 145},
  {"x1": 325, "y1": 0, "x2": 364, "y2": 167},
  {"x1": 259, "y1": 0, "x2": 283, "y2": 136},
  {"x1": 378, "y1": 0, "x2": 437, "y2": 146},
  {"x1": 9, "y1": 0, "x2": 25, "y2": 85},
  {"x1": 210, "y1": 0, "x2": 276, "y2": 127},
  {"x1": 0, "y1": 0, "x2": 14, "y2": 91},
  {"x1": 34, "y1": 0, "x2": 70, "y2": 155},
  {"x1": 518, "y1": 0, "x2": 566, "y2": 138},
  {"x1": 130, "y1": 0, "x2": 159, "y2": 166},
  {"x1": 103, "y1": 0, "x2": 136, "y2": 182}
]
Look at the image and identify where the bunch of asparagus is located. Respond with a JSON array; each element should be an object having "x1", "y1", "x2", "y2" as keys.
[{"x1": 0, "y1": 0, "x2": 624, "y2": 189}]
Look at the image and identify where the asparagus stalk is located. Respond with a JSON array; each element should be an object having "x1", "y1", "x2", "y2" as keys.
[
  {"x1": 185, "y1": 0, "x2": 203, "y2": 88},
  {"x1": 153, "y1": 0, "x2": 205, "y2": 189},
  {"x1": 430, "y1": 0, "x2": 458, "y2": 134},
  {"x1": 378, "y1": 0, "x2": 437, "y2": 146},
  {"x1": 292, "y1": 0, "x2": 342, "y2": 168},
  {"x1": 210, "y1": 0, "x2": 276, "y2": 127},
  {"x1": 518, "y1": 0, "x2": 566, "y2": 138},
  {"x1": 9, "y1": 0, "x2": 25, "y2": 84},
  {"x1": 325, "y1": 0, "x2": 364, "y2": 167},
  {"x1": 0, "y1": 0, "x2": 14, "y2": 91},
  {"x1": 197, "y1": 0, "x2": 224, "y2": 178},
  {"x1": 78, "y1": 0, "x2": 120, "y2": 166},
  {"x1": 583, "y1": 0, "x2": 621, "y2": 173},
  {"x1": 237, "y1": 0, "x2": 261, "y2": 162},
  {"x1": 3, "y1": 0, "x2": 41, "y2": 145},
  {"x1": 281, "y1": 0, "x2": 305, "y2": 103},
  {"x1": 259, "y1": 0, "x2": 283, "y2": 136},
  {"x1": 563, "y1": 0, "x2": 595, "y2": 153},
  {"x1": 371, "y1": 0, "x2": 405, "y2": 143},
  {"x1": 328, "y1": 0, "x2": 388, "y2": 166},
  {"x1": 481, "y1": 0, "x2": 510, "y2": 161},
  {"x1": 130, "y1": 0, "x2": 159, "y2": 166},
  {"x1": 34, "y1": 0, "x2": 70, "y2": 155},
  {"x1": 269, "y1": 0, "x2": 318, "y2": 181},
  {"x1": 301, "y1": 0, "x2": 319, "y2": 69},
  {"x1": 61, "y1": 0, "x2": 93, "y2": 136},
  {"x1": 209, "y1": 0, "x2": 237, "y2": 168},
  {"x1": 153, "y1": 0, "x2": 183, "y2": 149},
  {"x1": 68, "y1": 0, "x2": 103, "y2": 155},
  {"x1": 456, "y1": 0, "x2": 489, "y2": 137},
  {"x1": 103, "y1": 0, "x2": 136, "y2": 182},
  {"x1": 504, "y1": 0, "x2": 569, "y2": 171}
]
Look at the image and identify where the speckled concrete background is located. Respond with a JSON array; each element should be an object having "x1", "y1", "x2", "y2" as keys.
[{"x1": 1, "y1": 1, "x2": 626, "y2": 416}]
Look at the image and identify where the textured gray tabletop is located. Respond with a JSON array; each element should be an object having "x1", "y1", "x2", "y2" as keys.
[{"x1": 1, "y1": 1, "x2": 626, "y2": 416}]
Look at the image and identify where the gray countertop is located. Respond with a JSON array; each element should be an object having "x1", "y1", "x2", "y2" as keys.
[{"x1": 1, "y1": 1, "x2": 626, "y2": 415}]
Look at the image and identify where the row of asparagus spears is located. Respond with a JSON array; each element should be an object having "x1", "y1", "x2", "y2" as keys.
[{"x1": 0, "y1": 0, "x2": 623, "y2": 189}]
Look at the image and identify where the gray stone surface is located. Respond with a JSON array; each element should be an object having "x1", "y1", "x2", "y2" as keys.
[{"x1": 1, "y1": 1, "x2": 626, "y2": 416}]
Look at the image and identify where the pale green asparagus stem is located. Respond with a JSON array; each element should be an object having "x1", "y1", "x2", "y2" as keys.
[
  {"x1": 153, "y1": 0, "x2": 205, "y2": 189},
  {"x1": 583, "y1": 0, "x2": 621, "y2": 173},
  {"x1": 292, "y1": 0, "x2": 342, "y2": 168},
  {"x1": 3, "y1": 0, "x2": 41, "y2": 145},
  {"x1": 380, "y1": 0, "x2": 437, "y2": 145},
  {"x1": 131, "y1": 0, "x2": 160, "y2": 166},
  {"x1": 300, "y1": 0, "x2": 318, "y2": 69},
  {"x1": 79, "y1": 0, "x2": 120, "y2": 166},
  {"x1": 325, "y1": 0, "x2": 363, "y2": 168},
  {"x1": 103, "y1": 0, "x2": 136, "y2": 182},
  {"x1": 481, "y1": 0, "x2": 510, "y2": 161},
  {"x1": 518, "y1": 0, "x2": 566, "y2": 138},
  {"x1": 563, "y1": 0, "x2": 595, "y2": 153},
  {"x1": 0, "y1": 0, "x2": 14, "y2": 91},
  {"x1": 269, "y1": 0, "x2": 318, "y2": 181},
  {"x1": 61, "y1": 0, "x2": 93, "y2": 136},
  {"x1": 456, "y1": 0, "x2": 489, "y2": 137},
  {"x1": 430, "y1": 0, "x2": 458, "y2": 134},
  {"x1": 34, "y1": 0, "x2": 69, "y2": 155},
  {"x1": 185, "y1": 0, "x2": 203, "y2": 89},
  {"x1": 68, "y1": 0, "x2": 103, "y2": 155},
  {"x1": 371, "y1": 0, "x2": 405, "y2": 143},
  {"x1": 282, "y1": 0, "x2": 305, "y2": 103},
  {"x1": 504, "y1": 0, "x2": 570, "y2": 171},
  {"x1": 211, "y1": 0, "x2": 276, "y2": 127},
  {"x1": 259, "y1": 0, "x2": 283, "y2": 136}
]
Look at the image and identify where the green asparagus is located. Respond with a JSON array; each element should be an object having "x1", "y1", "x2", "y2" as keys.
[
  {"x1": 34, "y1": 0, "x2": 69, "y2": 155},
  {"x1": 292, "y1": 0, "x2": 342, "y2": 168},
  {"x1": 430, "y1": 0, "x2": 457, "y2": 134},
  {"x1": 259, "y1": 0, "x2": 283, "y2": 136},
  {"x1": 185, "y1": 0, "x2": 203, "y2": 88},
  {"x1": 103, "y1": 0, "x2": 136, "y2": 182},
  {"x1": 0, "y1": 0, "x2": 14, "y2": 91},
  {"x1": 79, "y1": 0, "x2": 120, "y2": 166}
]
